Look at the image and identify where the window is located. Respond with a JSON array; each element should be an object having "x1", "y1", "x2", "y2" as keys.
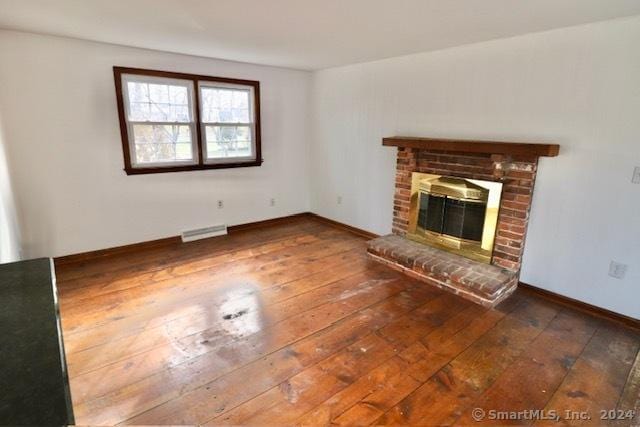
[
  {"x1": 114, "y1": 67, "x2": 261, "y2": 174},
  {"x1": 200, "y1": 83, "x2": 256, "y2": 163}
]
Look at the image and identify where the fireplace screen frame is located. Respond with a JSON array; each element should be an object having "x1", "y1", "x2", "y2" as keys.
[{"x1": 407, "y1": 173, "x2": 503, "y2": 264}]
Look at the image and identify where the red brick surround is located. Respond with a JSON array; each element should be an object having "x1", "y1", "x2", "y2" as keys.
[{"x1": 392, "y1": 148, "x2": 538, "y2": 273}]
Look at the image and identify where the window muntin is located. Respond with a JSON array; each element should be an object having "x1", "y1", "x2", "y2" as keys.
[
  {"x1": 121, "y1": 75, "x2": 198, "y2": 167},
  {"x1": 114, "y1": 67, "x2": 261, "y2": 174},
  {"x1": 199, "y1": 83, "x2": 256, "y2": 162}
]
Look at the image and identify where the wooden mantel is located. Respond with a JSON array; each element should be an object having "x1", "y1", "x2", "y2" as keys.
[{"x1": 383, "y1": 136, "x2": 559, "y2": 157}]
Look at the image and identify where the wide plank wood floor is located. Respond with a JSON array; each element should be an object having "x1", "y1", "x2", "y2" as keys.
[{"x1": 56, "y1": 217, "x2": 640, "y2": 426}]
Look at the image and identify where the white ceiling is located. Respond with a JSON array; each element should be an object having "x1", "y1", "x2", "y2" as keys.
[{"x1": 1, "y1": 0, "x2": 640, "y2": 70}]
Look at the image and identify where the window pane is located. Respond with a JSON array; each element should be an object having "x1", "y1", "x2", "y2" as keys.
[
  {"x1": 132, "y1": 124, "x2": 194, "y2": 164},
  {"x1": 127, "y1": 81, "x2": 191, "y2": 122},
  {"x1": 205, "y1": 125, "x2": 253, "y2": 159},
  {"x1": 200, "y1": 87, "x2": 250, "y2": 123}
]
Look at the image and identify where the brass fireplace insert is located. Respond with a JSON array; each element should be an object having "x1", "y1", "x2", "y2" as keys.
[{"x1": 407, "y1": 173, "x2": 503, "y2": 264}]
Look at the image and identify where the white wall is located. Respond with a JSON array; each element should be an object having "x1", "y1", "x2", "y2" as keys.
[
  {"x1": 0, "y1": 30, "x2": 311, "y2": 258},
  {"x1": 0, "y1": 111, "x2": 21, "y2": 263},
  {"x1": 310, "y1": 16, "x2": 640, "y2": 319}
]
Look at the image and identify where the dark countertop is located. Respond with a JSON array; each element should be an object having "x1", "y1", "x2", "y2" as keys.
[{"x1": 0, "y1": 258, "x2": 74, "y2": 425}]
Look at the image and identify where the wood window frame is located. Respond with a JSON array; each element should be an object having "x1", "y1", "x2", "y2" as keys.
[{"x1": 113, "y1": 66, "x2": 262, "y2": 175}]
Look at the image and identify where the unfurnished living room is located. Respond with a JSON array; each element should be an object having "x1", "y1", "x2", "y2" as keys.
[{"x1": 1, "y1": 1, "x2": 640, "y2": 425}]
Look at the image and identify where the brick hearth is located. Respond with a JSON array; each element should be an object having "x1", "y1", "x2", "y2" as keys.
[{"x1": 368, "y1": 235, "x2": 518, "y2": 307}]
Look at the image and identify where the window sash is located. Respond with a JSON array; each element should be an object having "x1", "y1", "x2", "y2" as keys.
[
  {"x1": 203, "y1": 124, "x2": 256, "y2": 163},
  {"x1": 199, "y1": 83, "x2": 254, "y2": 124},
  {"x1": 122, "y1": 75, "x2": 196, "y2": 123},
  {"x1": 127, "y1": 122, "x2": 199, "y2": 167}
]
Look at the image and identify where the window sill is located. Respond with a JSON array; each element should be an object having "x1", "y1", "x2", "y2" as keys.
[{"x1": 124, "y1": 159, "x2": 263, "y2": 175}]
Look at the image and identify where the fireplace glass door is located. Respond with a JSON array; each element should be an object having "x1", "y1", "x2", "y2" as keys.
[
  {"x1": 418, "y1": 193, "x2": 487, "y2": 242},
  {"x1": 408, "y1": 173, "x2": 503, "y2": 264}
]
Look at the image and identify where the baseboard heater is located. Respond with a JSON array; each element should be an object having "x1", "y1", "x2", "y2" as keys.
[{"x1": 181, "y1": 224, "x2": 228, "y2": 242}]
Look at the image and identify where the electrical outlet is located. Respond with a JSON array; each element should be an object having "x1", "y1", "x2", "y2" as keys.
[
  {"x1": 608, "y1": 261, "x2": 628, "y2": 279},
  {"x1": 337, "y1": 196, "x2": 343, "y2": 205},
  {"x1": 217, "y1": 200, "x2": 224, "y2": 209},
  {"x1": 270, "y1": 198, "x2": 276, "y2": 207},
  {"x1": 632, "y1": 166, "x2": 640, "y2": 184}
]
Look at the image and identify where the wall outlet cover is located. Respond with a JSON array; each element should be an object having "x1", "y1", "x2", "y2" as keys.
[{"x1": 632, "y1": 166, "x2": 640, "y2": 184}]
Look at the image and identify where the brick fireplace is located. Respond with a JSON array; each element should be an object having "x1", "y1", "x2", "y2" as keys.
[{"x1": 367, "y1": 136, "x2": 559, "y2": 307}]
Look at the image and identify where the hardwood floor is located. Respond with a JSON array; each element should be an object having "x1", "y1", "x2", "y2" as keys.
[{"x1": 56, "y1": 217, "x2": 640, "y2": 426}]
